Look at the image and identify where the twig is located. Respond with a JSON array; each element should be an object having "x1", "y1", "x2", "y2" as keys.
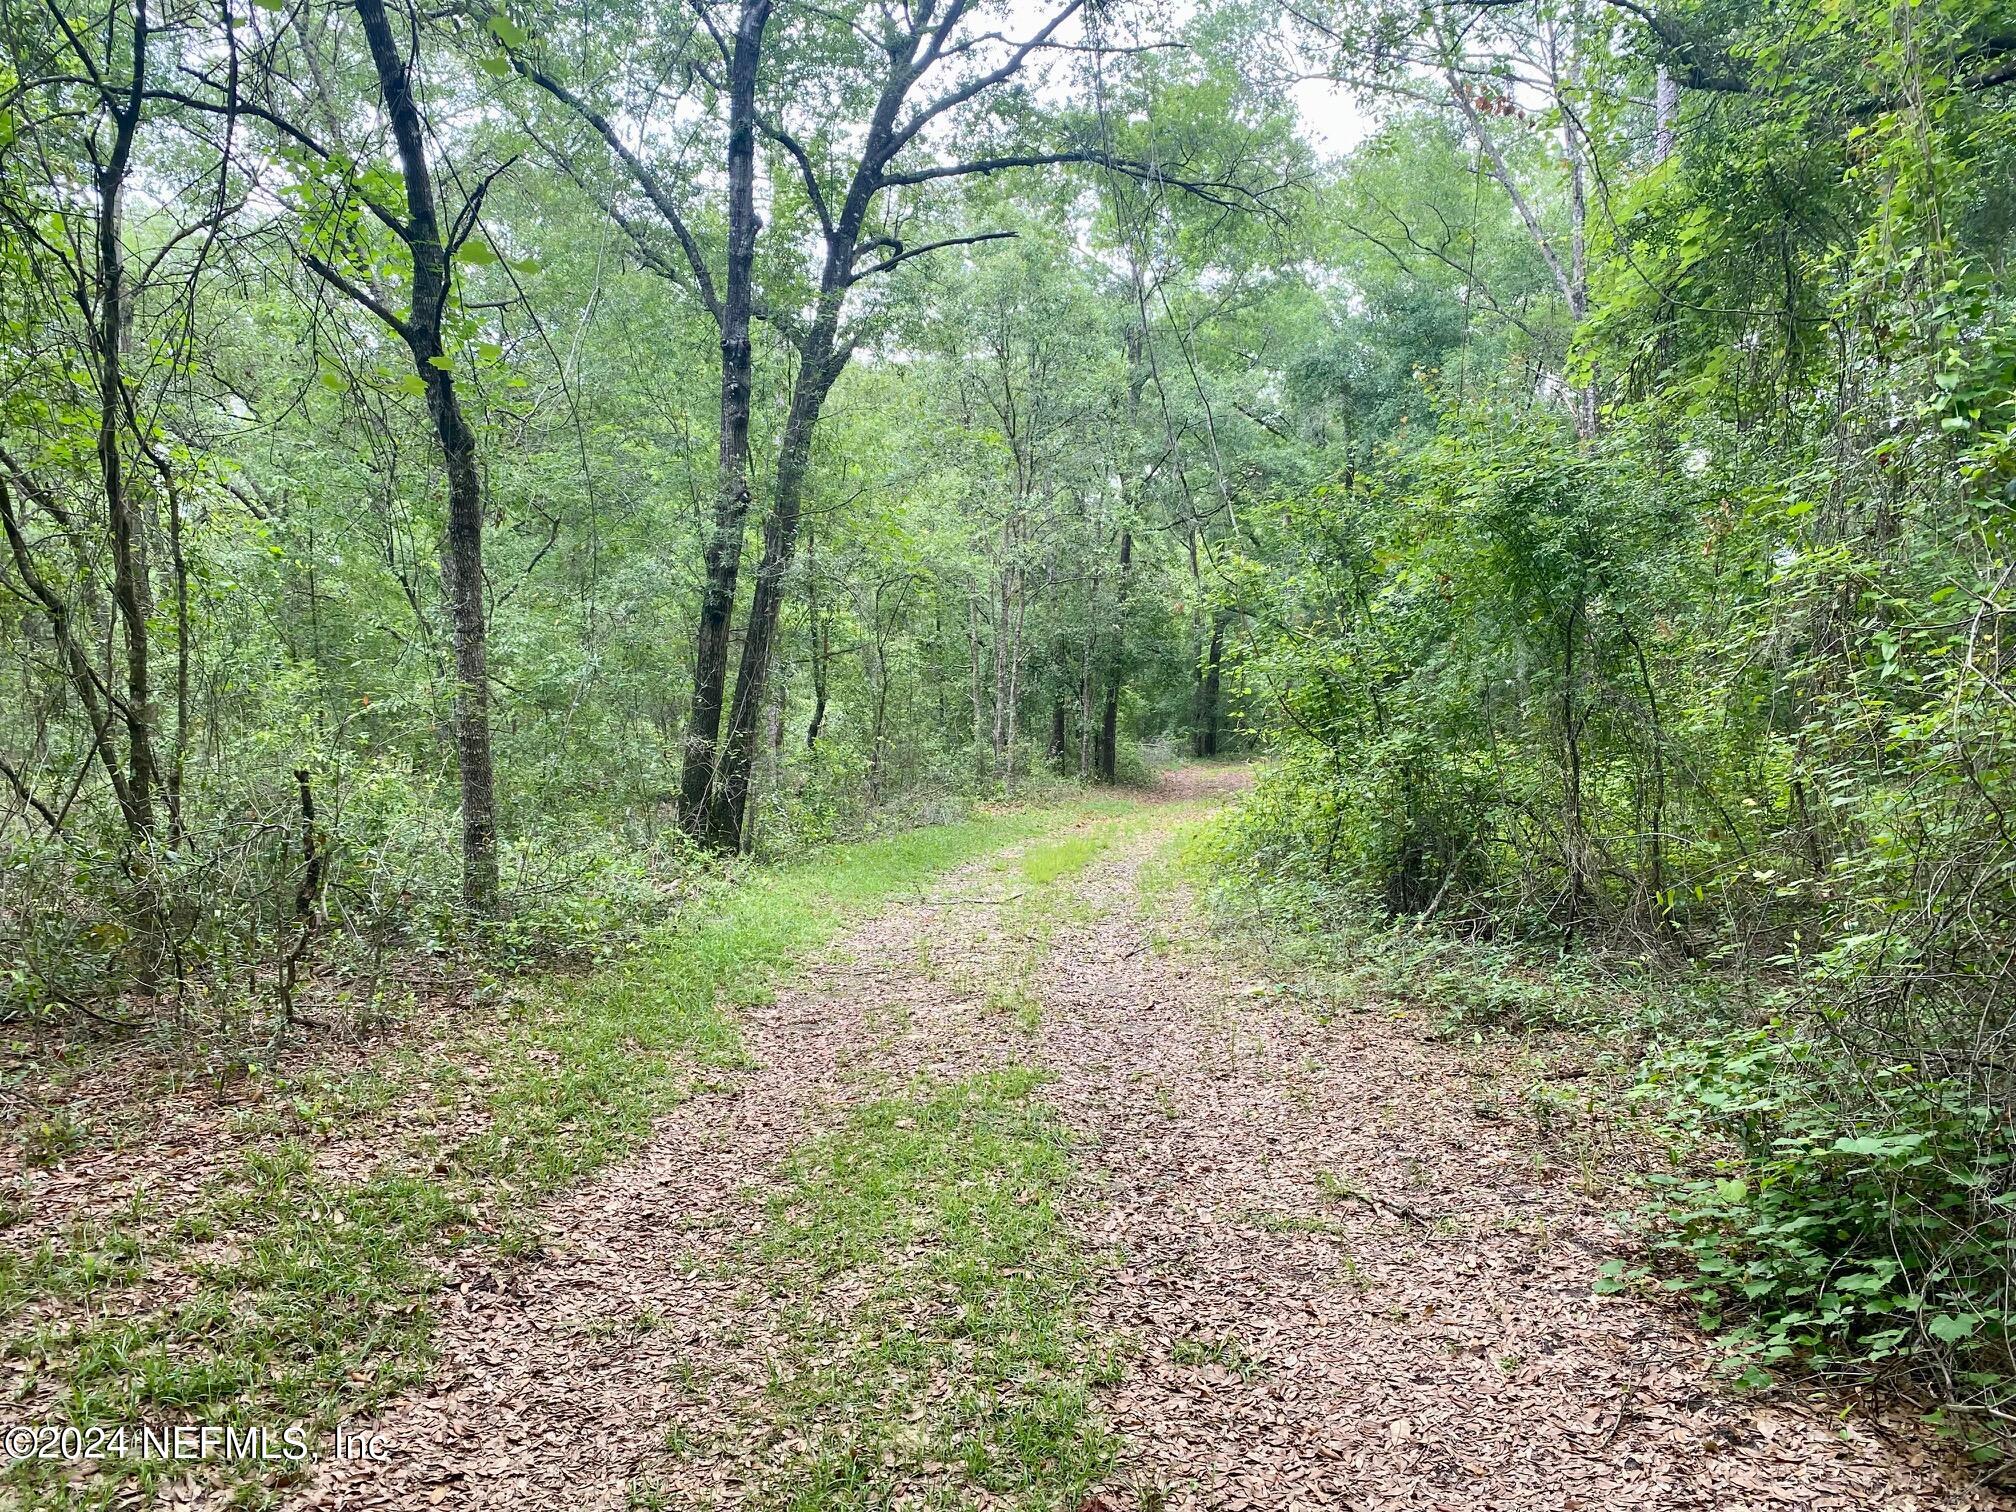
[
  {"x1": 1323, "y1": 1179, "x2": 1435, "y2": 1225},
  {"x1": 277, "y1": 767, "x2": 327, "y2": 1029},
  {"x1": 43, "y1": 985, "x2": 147, "y2": 1032},
  {"x1": 1565, "y1": 1385, "x2": 1636, "y2": 1448}
]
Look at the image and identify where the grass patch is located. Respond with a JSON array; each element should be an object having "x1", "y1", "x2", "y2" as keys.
[
  {"x1": 713, "y1": 1068, "x2": 1115, "y2": 1508},
  {"x1": 1020, "y1": 832, "x2": 1109, "y2": 886},
  {"x1": 1, "y1": 804, "x2": 1064, "y2": 1509},
  {"x1": 1169, "y1": 1332, "x2": 1258, "y2": 1380}
]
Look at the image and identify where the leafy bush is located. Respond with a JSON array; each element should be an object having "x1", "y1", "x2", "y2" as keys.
[{"x1": 1618, "y1": 1027, "x2": 2016, "y2": 1426}]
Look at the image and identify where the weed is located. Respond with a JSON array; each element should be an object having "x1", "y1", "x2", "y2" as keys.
[
  {"x1": 1170, "y1": 1332, "x2": 1258, "y2": 1380},
  {"x1": 20, "y1": 1108, "x2": 87, "y2": 1169},
  {"x1": 1241, "y1": 1208, "x2": 1345, "y2": 1239}
]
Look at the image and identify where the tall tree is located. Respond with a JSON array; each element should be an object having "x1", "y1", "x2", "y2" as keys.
[
  {"x1": 233, "y1": 0, "x2": 511, "y2": 910},
  {"x1": 516, "y1": 0, "x2": 1282, "y2": 846}
]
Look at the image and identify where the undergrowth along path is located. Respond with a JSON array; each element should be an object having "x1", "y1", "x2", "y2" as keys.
[
  {"x1": 295, "y1": 766, "x2": 2002, "y2": 1512},
  {"x1": 2, "y1": 803, "x2": 1073, "y2": 1510}
]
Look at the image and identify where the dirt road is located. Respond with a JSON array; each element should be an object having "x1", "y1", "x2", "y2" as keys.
[{"x1": 300, "y1": 772, "x2": 2001, "y2": 1511}]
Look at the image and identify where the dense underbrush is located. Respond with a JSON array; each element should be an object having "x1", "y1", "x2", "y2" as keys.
[{"x1": 0, "y1": 734, "x2": 1165, "y2": 1049}]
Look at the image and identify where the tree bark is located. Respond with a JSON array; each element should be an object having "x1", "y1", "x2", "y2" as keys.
[
  {"x1": 803, "y1": 522, "x2": 827, "y2": 751},
  {"x1": 355, "y1": 0, "x2": 499, "y2": 912},
  {"x1": 678, "y1": 0, "x2": 772, "y2": 835},
  {"x1": 704, "y1": 326, "x2": 846, "y2": 846},
  {"x1": 96, "y1": 1, "x2": 159, "y2": 842},
  {"x1": 1654, "y1": 65, "x2": 1679, "y2": 163},
  {"x1": 1096, "y1": 529, "x2": 1132, "y2": 783},
  {"x1": 971, "y1": 596, "x2": 991, "y2": 770},
  {"x1": 1192, "y1": 612, "x2": 1224, "y2": 757},
  {"x1": 868, "y1": 631, "x2": 891, "y2": 804},
  {"x1": 1078, "y1": 622, "x2": 1095, "y2": 780}
]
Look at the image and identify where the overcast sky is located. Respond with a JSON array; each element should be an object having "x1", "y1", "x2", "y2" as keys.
[
  {"x1": 994, "y1": 0, "x2": 1380, "y2": 161},
  {"x1": 1291, "y1": 77, "x2": 1376, "y2": 154}
]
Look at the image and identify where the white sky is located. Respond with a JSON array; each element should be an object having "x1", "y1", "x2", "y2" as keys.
[
  {"x1": 996, "y1": 0, "x2": 1381, "y2": 162},
  {"x1": 1291, "y1": 78, "x2": 1377, "y2": 156}
]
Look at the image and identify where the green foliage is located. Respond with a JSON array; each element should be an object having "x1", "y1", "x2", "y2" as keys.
[
  {"x1": 5, "y1": 0, "x2": 2015, "y2": 1460},
  {"x1": 1618, "y1": 1028, "x2": 2016, "y2": 1419},
  {"x1": 1207, "y1": 0, "x2": 2016, "y2": 1440}
]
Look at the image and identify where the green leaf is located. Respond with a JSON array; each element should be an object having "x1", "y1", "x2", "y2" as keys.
[
  {"x1": 456, "y1": 240, "x2": 499, "y2": 266},
  {"x1": 478, "y1": 54, "x2": 513, "y2": 78},
  {"x1": 1929, "y1": 1313, "x2": 1979, "y2": 1345},
  {"x1": 486, "y1": 13, "x2": 528, "y2": 47},
  {"x1": 1832, "y1": 1132, "x2": 1929, "y2": 1157},
  {"x1": 396, "y1": 374, "x2": 428, "y2": 398},
  {"x1": 427, "y1": 355, "x2": 455, "y2": 371}
]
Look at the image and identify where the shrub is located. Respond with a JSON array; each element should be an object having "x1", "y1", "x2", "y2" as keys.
[{"x1": 1619, "y1": 1025, "x2": 2016, "y2": 1425}]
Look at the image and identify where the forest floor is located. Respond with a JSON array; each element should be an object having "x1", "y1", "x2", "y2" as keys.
[{"x1": 267, "y1": 766, "x2": 2004, "y2": 1512}]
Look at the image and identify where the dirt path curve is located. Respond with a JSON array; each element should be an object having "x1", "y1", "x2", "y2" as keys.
[{"x1": 301, "y1": 772, "x2": 2004, "y2": 1512}]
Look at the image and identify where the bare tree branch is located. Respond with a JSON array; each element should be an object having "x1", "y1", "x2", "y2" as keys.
[
  {"x1": 513, "y1": 57, "x2": 723, "y2": 323},
  {"x1": 847, "y1": 227, "x2": 1016, "y2": 283}
]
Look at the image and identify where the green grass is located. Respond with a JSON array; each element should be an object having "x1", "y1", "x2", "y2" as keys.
[
  {"x1": 1019, "y1": 832, "x2": 1109, "y2": 886},
  {"x1": 716, "y1": 1068, "x2": 1117, "y2": 1508},
  {"x1": 960, "y1": 814, "x2": 1148, "y2": 1036},
  {"x1": 1169, "y1": 1331, "x2": 1258, "y2": 1380},
  {"x1": 1, "y1": 803, "x2": 1066, "y2": 1510}
]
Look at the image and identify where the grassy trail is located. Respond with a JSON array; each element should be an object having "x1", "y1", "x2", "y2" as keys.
[
  {"x1": 1, "y1": 793, "x2": 1130, "y2": 1510},
  {"x1": 11, "y1": 767, "x2": 1996, "y2": 1511},
  {"x1": 285, "y1": 774, "x2": 1237, "y2": 1511}
]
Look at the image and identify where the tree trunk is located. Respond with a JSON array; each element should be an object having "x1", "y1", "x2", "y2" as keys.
[
  {"x1": 1193, "y1": 612, "x2": 1224, "y2": 757},
  {"x1": 971, "y1": 596, "x2": 991, "y2": 770},
  {"x1": 1096, "y1": 687, "x2": 1118, "y2": 783},
  {"x1": 805, "y1": 672, "x2": 828, "y2": 751},
  {"x1": 356, "y1": 0, "x2": 499, "y2": 911},
  {"x1": 1565, "y1": 120, "x2": 1596, "y2": 438},
  {"x1": 431, "y1": 383, "x2": 499, "y2": 913},
  {"x1": 94, "y1": 14, "x2": 158, "y2": 843},
  {"x1": 804, "y1": 524, "x2": 827, "y2": 750},
  {"x1": 704, "y1": 324, "x2": 847, "y2": 848},
  {"x1": 1560, "y1": 602, "x2": 1591, "y2": 936},
  {"x1": 991, "y1": 532, "x2": 1013, "y2": 777},
  {"x1": 1654, "y1": 65, "x2": 1679, "y2": 164},
  {"x1": 1096, "y1": 529, "x2": 1131, "y2": 783},
  {"x1": 678, "y1": 0, "x2": 772, "y2": 835},
  {"x1": 1078, "y1": 634, "x2": 1094, "y2": 780},
  {"x1": 869, "y1": 637, "x2": 891, "y2": 804}
]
